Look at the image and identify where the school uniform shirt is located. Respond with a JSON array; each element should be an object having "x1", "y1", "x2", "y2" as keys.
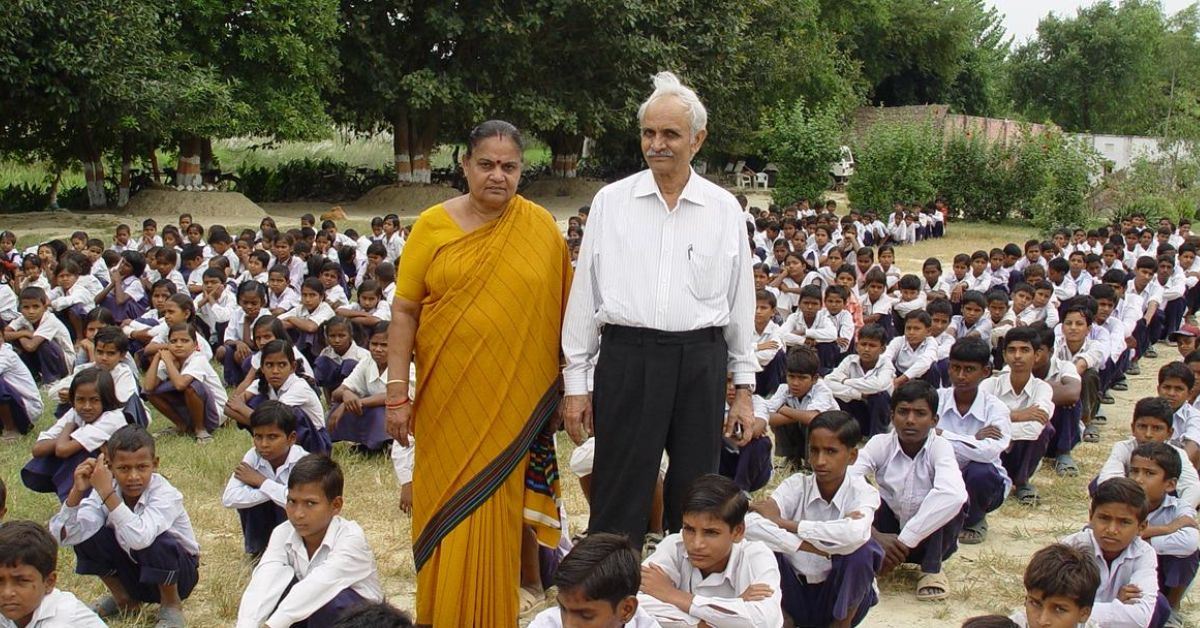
[
  {"x1": 775, "y1": 278, "x2": 800, "y2": 315},
  {"x1": 224, "y1": 309, "x2": 270, "y2": 345},
  {"x1": 1172, "y1": 402, "x2": 1200, "y2": 450},
  {"x1": 829, "y1": 309, "x2": 855, "y2": 346},
  {"x1": 318, "y1": 342, "x2": 371, "y2": 370},
  {"x1": 1147, "y1": 494, "x2": 1200, "y2": 559},
  {"x1": 235, "y1": 516, "x2": 384, "y2": 628},
  {"x1": 1016, "y1": 303, "x2": 1059, "y2": 328},
  {"x1": 48, "y1": 281, "x2": 95, "y2": 313},
  {"x1": 37, "y1": 408, "x2": 126, "y2": 451},
  {"x1": 638, "y1": 534, "x2": 783, "y2": 628},
  {"x1": 384, "y1": 232, "x2": 405, "y2": 262},
  {"x1": 1061, "y1": 529, "x2": 1158, "y2": 627},
  {"x1": 1069, "y1": 270, "x2": 1094, "y2": 296},
  {"x1": 1128, "y1": 279, "x2": 1164, "y2": 311},
  {"x1": 249, "y1": 373, "x2": 324, "y2": 429},
  {"x1": 878, "y1": 265, "x2": 902, "y2": 289},
  {"x1": 761, "y1": 380, "x2": 838, "y2": 417},
  {"x1": 1050, "y1": 276, "x2": 1078, "y2": 304},
  {"x1": 1157, "y1": 270, "x2": 1186, "y2": 304},
  {"x1": 341, "y1": 357, "x2": 389, "y2": 397},
  {"x1": 932, "y1": 330, "x2": 955, "y2": 361},
  {"x1": 964, "y1": 269, "x2": 991, "y2": 293},
  {"x1": 986, "y1": 265, "x2": 1010, "y2": 290},
  {"x1": 779, "y1": 309, "x2": 837, "y2": 347},
  {"x1": 861, "y1": 292, "x2": 895, "y2": 323},
  {"x1": 0, "y1": 285, "x2": 17, "y2": 322},
  {"x1": 50, "y1": 473, "x2": 200, "y2": 556},
  {"x1": 236, "y1": 270, "x2": 269, "y2": 285},
  {"x1": 0, "y1": 343, "x2": 43, "y2": 418},
  {"x1": 269, "y1": 287, "x2": 300, "y2": 313},
  {"x1": 1053, "y1": 336, "x2": 1105, "y2": 372},
  {"x1": 978, "y1": 373, "x2": 1053, "y2": 441},
  {"x1": 0, "y1": 588, "x2": 105, "y2": 628},
  {"x1": 278, "y1": 302, "x2": 335, "y2": 328},
  {"x1": 920, "y1": 276, "x2": 951, "y2": 296},
  {"x1": 529, "y1": 606, "x2": 663, "y2": 628},
  {"x1": 936, "y1": 387, "x2": 1012, "y2": 484},
  {"x1": 950, "y1": 315, "x2": 993, "y2": 347},
  {"x1": 883, "y1": 336, "x2": 938, "y2": 381},
  {"x1": 1113, "y1": 293, "x2": 1144, "y2": 334},
  {"x1": 1097, "y1": 315, "x2": 1129, "y2": 364},
  {"x1": 324, "y1": 284, "x2": 349, "y2": 309},
  {"x1": 162, "y1": 269, "x2": 187, "y2": 295},
  {"x1": 754, "y1": 321, "x2": 784, "y2": 366},
  {"x1": 194, "y1": 288, "x2": 236, "y2": 330},
  {"x1": 850, "y1": 431, "x2": 968, "y2": 548},
  {"x1": 1098, "y1": 438, "x2": 1200, "y2": 508},
  {"x1": 221, "y1": 444, "x2": 308, "y2": 510},
  {"x1": 184, "y1": 266, "x2": 205, "y2": 292},
  {"x1": 116, "y1": 275, "x2": 146, "y2": 307},
  {"x1": 157, "y1": 351, "x2": 227, "y2": 408},
  {"x1": 7, "y1": 313, "x2": 76, "y2": 370},
  {"x1": 892, "y1": 292, "x2": 928, "y2": 318},
  {"x1": 149, "y1": 324, "x2": 213, "y2": 361},
  {"x1": 280, "y1": 256, "x2": 307, "y2": 292},
  {"x1": 744, "y1": 473, "x2": 879, "y2": 583},
  {"x1": 987, "y1": 308, "x2": 1017, "y2": 348},
  {"x1": 344, "y1": 301, "x2": 392, "y2": 322}
]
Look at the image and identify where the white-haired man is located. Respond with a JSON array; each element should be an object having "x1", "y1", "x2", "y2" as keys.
[{"x1": 562, "y1": 71, "x2": 757, "y2": 545}]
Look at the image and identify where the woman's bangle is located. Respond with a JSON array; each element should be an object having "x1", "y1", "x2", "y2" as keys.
[
  {"x1": 386, "y1": 397, "x2": 411, "y2": 409},
  {"x1": 387, "y1": 379, "x2": 409, "y2": 386}
]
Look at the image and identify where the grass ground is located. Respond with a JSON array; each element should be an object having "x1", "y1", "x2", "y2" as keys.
[{"x1": 0, "y1": 215, "x2": 1193, "y2": 626}]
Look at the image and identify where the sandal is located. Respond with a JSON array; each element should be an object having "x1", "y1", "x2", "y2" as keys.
[
  {"x1": 90, "y1": 595, "x2": 139, "y2": 619},
  {"x1": 1093, "y1": 413, "x2": 1108, "y2": 424},
  {"x1": 1146, "y1": 347, "x2": 1158, "y2": 359},
  {"x1": 1100, "y1": 393, "x2": 1115, "y2": 405},
  {"x1": 0, "y1": 432, "x2": 18, "y2": 444},
  {"x1": 518, "y1": 586, "x2": 547, "y2": 617},
  {"x1": 195, "y1": 433, "x2": 213, "y2": 445},
  {"x1": 916, "y1": 571, "x2": 950, "y2": 601},
  {"x1": 154, "y1": 606, "x2": 186, "y2": 628},
  {"x1": 1111, "y1": 381, "x2": 1129, "y2": 391},
  {"x1": 1055, "y1": 454, "x2": 1080, "y2": 477},
  {"x1": 1082, "y1": 424, "x2": 1101, "y2": 443},
  {"x1": 1015, "y1": 484, "x2": 1039, "y2": 506},
  {"x1": 959, "y1": 521, "x2": 987, "y2": 545},
  {"x1": 1128, "y1": 363, "x2": 1141, "y2": 376},
  {"x1": 154, "y1": 426, "x2": 183, "y2": 437}
]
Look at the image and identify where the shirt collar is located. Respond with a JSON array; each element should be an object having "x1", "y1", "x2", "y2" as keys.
[
  {"x1": 941, "y1": 388, "x2": 989, "y2": 422},
  {"x1": 633, "y1": 167, "x2": 705, "y2": 210},
  {"x1": 804, "y1": 476, "x2": 853, "y2": 513},
  {"x1": 287, "y1": 515, "x2": 344, "y2": 555}
]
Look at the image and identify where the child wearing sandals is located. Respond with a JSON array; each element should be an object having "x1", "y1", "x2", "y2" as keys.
[
  {"x1": 0, "y1": 520, "x2": 105, "y2": 627},
  {"x1": 4, "y1": 287, "x2": 74, "y2": 384},
  {"x1": 225, "y1": 339, "x2": 331, "y2": 455},
  {"x1": 143, "y1": 323, "x2": 227, "y2": 443},
  {"x1": 852, "y1": 380, "x2": 967, "y2": 602},
  {"x1": 22, "y1": 368, "x2": 127, "y2": 501},
  {"x1": 50, "y1": 426, "x2": 199, "y2": 628},
  {"x1": 980, "y1": 327, "x2": 1054, "y2": 506}
]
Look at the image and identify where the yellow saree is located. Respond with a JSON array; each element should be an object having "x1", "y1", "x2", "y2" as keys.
[{"x1": 396, "y1": 195, "x2": 570, "y2": 626}]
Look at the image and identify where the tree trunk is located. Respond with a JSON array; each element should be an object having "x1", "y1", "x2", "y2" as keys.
[
  {"x1": 411, "y1": 113, "x2": 439, "y2": 184},
  {"x1": 200, "y1": 138, "x2": 215, "y2": 185},
  {"x1": 118, "y1": 138, "x2": 132, "y2": 208},
  {"x1": 175, "y1": 136, "x2": 203, "y2": 189},
  {"x1": 150, "y1": 150, "x2": 160, "y2": 183},
  {"x1": 550, "y1": 134, "x2": 585, "y2": 178},
  {"x1": 47, "y1": 171, "x2": 61, "y2": 210},
  {"x1": 393, "y1": 110, "x2": 412, "y2": 184}
]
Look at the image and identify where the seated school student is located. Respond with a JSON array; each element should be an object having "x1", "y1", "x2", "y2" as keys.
[
  {"x1": 1062, "y1": 478, "x2": 1165, "y2": 628},
  {"x1": 22, "y1": 368, "x2": 128, "y2": 501},
  {"x1": 328, "y1": 321, "x2": 393, "y2": 452},
  {"x1": 1157, "y1": 362, "x2": 1200, "y2": 470},
  {"x1": 1029, "y1": 325, "x2": 1085, "y2": 477},
  {"x1": 222, "y1": 400, "x2": 308, "y2": 558},
  {"x1": 0, "y1": 342, "x2": 43, "y2": 441},
  {"x1": 980, "y1": 327, "x2": 1054, "y2": 506},
  {"x1": 883, "y1": 310, "x2": 940, "y2": 390},
  {"x1": 335, "y1": 279, "x2": 391, "y2": 338},
  {"x1": 50, "y1": 426, "x2": 199, "y2": 628},
  {"x1": 763, "y1": 346, "x2": 838, "y2": 469},
  {"x1": 926, "y1": 298, "x2": 955, "y2": 386},
  {"x1": 528, "y1": 533, "x2": 662, "y2": 628},
  {"x1": 1009, "y1": 543, "x2": 1101, "y2": 628},
  {"x1": 218, "y1": 280, "x2": 269, "y2": 387},
  {"x1": 950, "y1": 290, "x2": 993, "y2": 344},
  {"x1": 144, "y1": 323, "x2": 227, "y2": 444},
  {"x1": 279, "y1": 277, "x2": 335, "y2": 362},
  {"x1": 745, "y1": 411, "x2": 882, "y2": 628},
  {"x1": 4, "y1": 287, "x2": 75, "y2": 384},
  {"x1": 859, "y1": 270, "x2": 896, "y2": 340},
  {"x1": 892, "y1": 274, "x2": 929, "y2": 330},
  {"x1": 637, "y1": 474, "x2": 783, "y2": 627},
  {"x1": 1056, "y1": 303, "x2": 1106, "y2": 444},
  {"x1": 267, "y1": 265, "x2": 300, "y2": 316},
  {"x1": 226, "y1": 339, "x2": 331, "y2": 455},
  {"x1": 718, "y1": 375, "x2": 772, "y2": 494},
  {"x1": 235, "y1": 454, "x2": 384, "y2": 628},
  {"x1": 1096, "y1": 397, "x2": 1200, "y2": 508},
  {"x1": 0, "y1": 520, "x2": 105, "y2": 627},
  {"x1": 193, "y1": 267, "x2": 235, "y2": 347},
  {"x1": 48, "y1": 326, "x2": 148, "y2": 425},
  {"x1": 96, "y1": 250, "x2": 148, "y2": 323},
  {"x1": 826, "y1": 323, "x2": 894, "y2": 439},
  {"x1": 1126, "y1": 442, "x2": 1199, "y2": 623},
  {"x1": 852, "y1": 380, "x2": 967, "y2": 602},
  {"x1": 937, "y1": 338, "x2": 1010, "y2": 545},
  {"x1": 313, "y1": 317, "x2": 370, "y2": 400},
  {"x1": 141, "y1": 293, "x2": 213, "y2": 366},
  {"x1": 753, "y1": 290, "x2": 786, "y2": 393}
]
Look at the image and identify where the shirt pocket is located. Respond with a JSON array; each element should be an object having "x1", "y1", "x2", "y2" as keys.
[{"x1": 686, "y1": 250, "x2": 729, "y2": 301}]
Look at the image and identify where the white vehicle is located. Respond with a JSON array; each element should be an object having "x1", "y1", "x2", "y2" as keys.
[{"x1": 830, "y1": 145, "x2": 855, "y2": 188}]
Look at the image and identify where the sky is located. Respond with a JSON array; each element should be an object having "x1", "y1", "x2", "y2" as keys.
[{"x1": 988, "y1": 0, "x2": 1194, "y2": 44}]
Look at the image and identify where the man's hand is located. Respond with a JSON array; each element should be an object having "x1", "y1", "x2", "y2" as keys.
[
  {"x1": 562, "y1": 394, "x2": 593, "y2": 446},
  {"x1": 234, "y1": 462, "x2": 267, "y2": 488},
  {"x1": 725, "y1": 388, "x2": 755, "y2": 447},
  {"x1": 1117, "y1": 584, "x2": 1142, "y2": 604},
  {"x1": 640, "y1": 564, "x2": 681, "y2": 601},
  {"x1": 399, "y1": 482, "x2": 413, "y2": 514},
  {"x1": 872, "y1": 530, "x2": 910, "y2": 576},
  {"x1": 327, "y1": 404, "x2": 346, "y2": 432},
  {"x1": 975, "y1": 425, "x2": 1002, "y2": 441},
  {"x1": 739, "y1": 583, "x2": 774, "y2": 602}
]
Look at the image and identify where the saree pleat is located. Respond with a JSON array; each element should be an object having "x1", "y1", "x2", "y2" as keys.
[{"x1": 409, "y1": 196, "x2": 569, "y2": 626}]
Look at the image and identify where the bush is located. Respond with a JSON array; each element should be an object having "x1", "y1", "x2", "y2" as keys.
[
  {"x1": 937, "y1": 134, "x2": 1017, "y2": 222},
  {"x1": 1104, "y1": 154, "x2": 1200, "y2": 224},
  {"x1": 847, "y1": 121, "x2": 942, "y2": 212},
  {"x1": 234, "y1": 158, "x2": 393, "y2": 202},
  {"x1": 1015, "y1": 130, "x2": 1096, "y2": 232},
  {"x1": 761, "y1": 100, "x2": 843, "y2": 206}
]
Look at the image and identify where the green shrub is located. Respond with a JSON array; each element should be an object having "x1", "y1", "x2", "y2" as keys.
[
  {"x1": 937, "y1": 134, "x2": 1017, "y2": 223},
  {"x1": 1015, "y1": 130, "x2": 1096, "y2": 231},
  {"x1": 761, "y1": 100, "x2": 843, "y2": 205},
  {"x1": 848, "y1": 121, "x2": 942, "y2": 212}
]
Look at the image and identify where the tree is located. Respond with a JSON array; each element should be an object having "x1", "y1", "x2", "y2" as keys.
[{"x1": 761, "y1": 100, "x2": 843, "y2": 205}]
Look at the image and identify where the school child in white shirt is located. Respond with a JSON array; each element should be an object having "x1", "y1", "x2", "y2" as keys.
[
  {"x1": 22, "y1": 368, "x2": 127, "y2": 501},
  {"x1": 824, "y1": 285, "x2": 855, "y2": 360},
  {"x1": 96, "y1": 250, "x2": 149, "y2": 323},
  {"x1": 4, "y1": 286, "x2": 74, "y2": 383},
  {"x1": 1091, "y1": 284, "x2": 1132, "y2": 396},
  {"x1": 267, "y1": 265, "x2": 301, "y2": 316},
  {"x1": 1009, "y1": 543, "x2": 1102, "y2": 628},
  {"x1": 1018, "y1": 279, "x2": 1060, "y2": 327},
  {"x1": 0, "y1": 520, "x2": 106, "y2": 628},
  {"x1": 762, "y1": 346, "x2": 838, "y2": 469},
  {"x1": 851, "y1": 380, "x2": 968, "y2": 601},
  {"x1": 529, "y1": 533, "x2": 663, "y2": 628},
  {"x1": 876, "y1": 245, "x2": 901, "y2": 289},
  {"x1": 1127, "y1": 442, "x2": 1200, "y2": 623},
  {"x1": 222, "y1": 400, "x2": 309, "y2": 557},
  {"x1": 985, "y1": 248, "x2": 1010, "y2": 291},
  {"x1": 920, "y1": 257, "x2": 951, "y2": 298},
  {"x1": 951, "y1": 290, "x2": 993, "y2": 343},
  {"x1": 1061, "y1": 478, "x2": 1161, "y2": 628},
  {"x1": 193, "y1": 268, "x2": 236, "y2": 347},
  {"x1": 271, "y1": 233, "x2": 307, "y2": 291},
  {"x1": 1129, "y1": 255, "x2": 1165, "y2": 359},
  {"x1": 328, "y1": 322, "x2": 393, "y2": 453},
  {"x1": 143, "y1": 323, "x2": 226, "y2": 445},
  {"x1": 891, "y1": 274, "x2": 929, "y2": 330},
  {"x1": 937, "y1": 338, "x2": 1011, "y2": 545},
  {"x1": 153, "y1": 248, "x2": 187, "y2": 295},
  {"x1": 226, "y1": 339, "x2": 331, "y2": 455},
  {"x1": 141, "y1": 293, "x2": 213, "y2": 366},
  {"x1": 336, "y1": 280, "x2": 392, "y2": 342},
  {"x1": 826, "y1": 324, "x2": 895, "y2": 440},
  {"x1": 745, "y1": 411, "x2": 882, "y2": 627},
  {"x1": 50, "y1": 426, "x2": 199, "y2": 628},
  {"x1": 984, "y1": 290, "x2": 1016, "y2": 351},
  {"x1": 860, "y1": 270, "x2": 896, "y2": 340},
  {"x1": 637, "y1": 474, "x2": 783, "y2": 627},
  {"x1": 312, "y1": 317, "x2": 370, "y2": 399},
  {"x1": 1094, "y1": 398, "x2": 1200, "y2": 510},
  {"x1": 963, "y1": 250, "x2": 992, "y2": 294},
  {"x1": 382, "y1": 214, "x2": 405, "y2": 262},
  {"x1": 219, "y1": 281, "x2": 269, "y2": 387},
  {"x1": 1067, "y1": 250, "x2": 1094, "y2": 297},
  {"x1": 779, "y1": 285, "x2": 838, "y2": 370},
  {"x1": 981, "y1": 327, "x2": 1053, "y2": 506},
  {"x1": 752, "y1": 290, "x2": 786, "y2": 393},
  {"x1": 1156, "y1": 253, "x2": 1188, "y2": 340},
  {"x1": 280, "y1": 277, "x2": 335, "y2": 363},
  {"x1": 235, "y1": 454, "x2": 384, "y2": 628},
  {"x1": 883, "y1": 310, "x2": 940, "y2": 392},
  {"x1": 1157, "y1": 362, "x2": 1200, "y2": 470},
  {"x1": 0, "y1": 342, "x2": 43, "y2": 441},
  {"x1": 317, "y1": 260, "x2": 349, "y2": 309}
]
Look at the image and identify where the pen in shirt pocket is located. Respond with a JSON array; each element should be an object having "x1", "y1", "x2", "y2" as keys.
[{"x1": 687, "y1": 244, "x2": 693, "y2": 260}]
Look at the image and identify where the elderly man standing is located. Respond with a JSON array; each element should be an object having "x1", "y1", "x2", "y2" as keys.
[{"x1": 562, "y1": 71, "x2": 757, "y2": 544}]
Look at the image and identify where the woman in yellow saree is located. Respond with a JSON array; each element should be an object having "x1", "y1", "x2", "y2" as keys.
[{"x1": 386, "y1": 120, "x2": 570, "y2": 626}]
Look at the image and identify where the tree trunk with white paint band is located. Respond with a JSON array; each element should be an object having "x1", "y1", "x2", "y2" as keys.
[
  {"x1": 118, "y1": 139, "x2": 132, "y2": 207},
  {"x1": 82, "y1": 160, "x2": 107, "y2": 209},
  {"x1": 176, "y1": 137, "x2": 203, "y2": 189}
]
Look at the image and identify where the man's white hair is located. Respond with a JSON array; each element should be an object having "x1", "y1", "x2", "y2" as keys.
[{"x1": 637, "y1": 71, "x2": 708, "y2": 137}]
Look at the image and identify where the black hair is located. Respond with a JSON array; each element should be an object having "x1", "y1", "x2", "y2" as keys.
[
  {"x1": 985, "y1": 289, "x2": 1009, "y2": 305},
  {"x1": 84, "y1": 306, "x2": 116, "y2": 327},
  {"x1": 825, "y1": 285, "x2": 848, "y2": 301},
  {"x1": 1003, "y1": 326, "x2": 1041, "y2": 352},
  {"x1": 1185, "y1": 349, "x2": 1200, "y2": 365},
  {"x1": 1135, "y1": 256, "x2": 1157, "y2": 271},
  {"x1": 466, "y1": 120, "x2": 525, "y2": 156},
  {"x1": 809, "y1": 410, "x2": 861, "y2": 448},
  {"x1": 150, "y1": 278, "x2": 177, "y2": 297},
  {"x1": 1060, "y1": 302, "x2": 1094, "y2": 326},
  {"x1": 252, "y1": 315, "x2": 286, "y2": 346},
  {"x1": 331, "y1": 603, "x2": 414, "y2": 628},
  {"x1": 249, "y1": 399, "x2": 298, "y2": 435},
  {"x1": 1158, "y1": 361, "x2": 1196, "y2": 389},
  {"x1": 237, "y1": 280, "x2": 267, "y2": 303},
  {"x1": 681, "y1": 474, "x2": 748, "y2": 528},
  {"x1": 552, "y1": 532, "x2": 642, "y2": 606},
  {"x1": 922, "y1": 257, "x2": 942, "y2": 270},
  {"x1": 120, "y1": 250, "x2": 146, "y2": 277},
  {"x1": 156, "y1": 247, "x2": 178, "y2": 267},
  {"x1": 202, "y1": 267, "x2": 225, "y2": 282},
  {"x1": 93, "y1": 325, "x2": 129, "y2": 354},
  {"x1": 1132, "y1": 441, "x2": 1182, "y2": 482},
  {"x1": 1102, "y1": 269, "x2": 1128, "y2": 285},
  {"x1": 1089, "y1": 283, "x2": 1117, "y2": 302},
  {"x1": 1047, "y1": 257, "x2": 1069, "y2": 274},
  {"x1": 257, "y1": 339, "x2": 299, "y2": 392},
  {"x1": 1091, "y1": 477, "x2": 1149, "y2": 522},
  {"x1": 960, "y1": 616, "x2": 1019, "y2": 628},
  {"x1": 1022, "y1": 543, "x2": 1099, "y2": 609},
  {"x1": 891, "y1": 380, "x2": 938, "y2": 412},
  {"x1": 949, "y1": 337, "x2": 991, "y2": 365},
  {"x1": 754, "y1": 289, "x2": 777, "y2": 309},
  {"x1": 300, "y1": 276, "x2": 326, "y2": 296},
  {"x1": 897, "y1": 274, "x2": 921, "y2": 291},
  {"x1": 926, "y1": 298, "x2": 953, "y2": 318},
  {"x1": 369, "y1": 320, "x2": 390, "y2": 338},
  {"x1": 323, "y1": 316, "x2": 353, "y2": 338},
  {"x1": 1133, "y1": 396, "x2": 1174, "y2": 428},
  {"x1": 106, "y1": 425, "x2": 155, "y2": 458},
  {"x1": 960, "y1": 290, "x2": 987, "y2": 310},
  {"x1": 288, "y1": 453, "x2": 344, "y2": 501},
  {"x1": 785, "y1": 345, "x2": 821, "y2": 376},
  {"x1": 0, "y1": 520, "x2": 57, "y2": 579},
  {"x1": 904, "y1": 309, "x2": 932, "y2": 328},
  {"x1": 164, "y1": 292, "x2": 197, "y2": 322},
  {"x1": 799, "y1": 285, "x2": 823, "y2": 302},
  {"x1": 69, "y1": 367, "x2": 120, "y2": 412},
  {"x1": 857, "y1": 323, "x2": 887, "y2": 344}
]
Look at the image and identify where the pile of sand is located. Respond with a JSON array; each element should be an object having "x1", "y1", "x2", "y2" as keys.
[
  {"x1": 124, "y1": 190, "x2": 266, "y2": 222},
  {"x1": 355, "y1": 184, "x2": 459, "y2": 214}
]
